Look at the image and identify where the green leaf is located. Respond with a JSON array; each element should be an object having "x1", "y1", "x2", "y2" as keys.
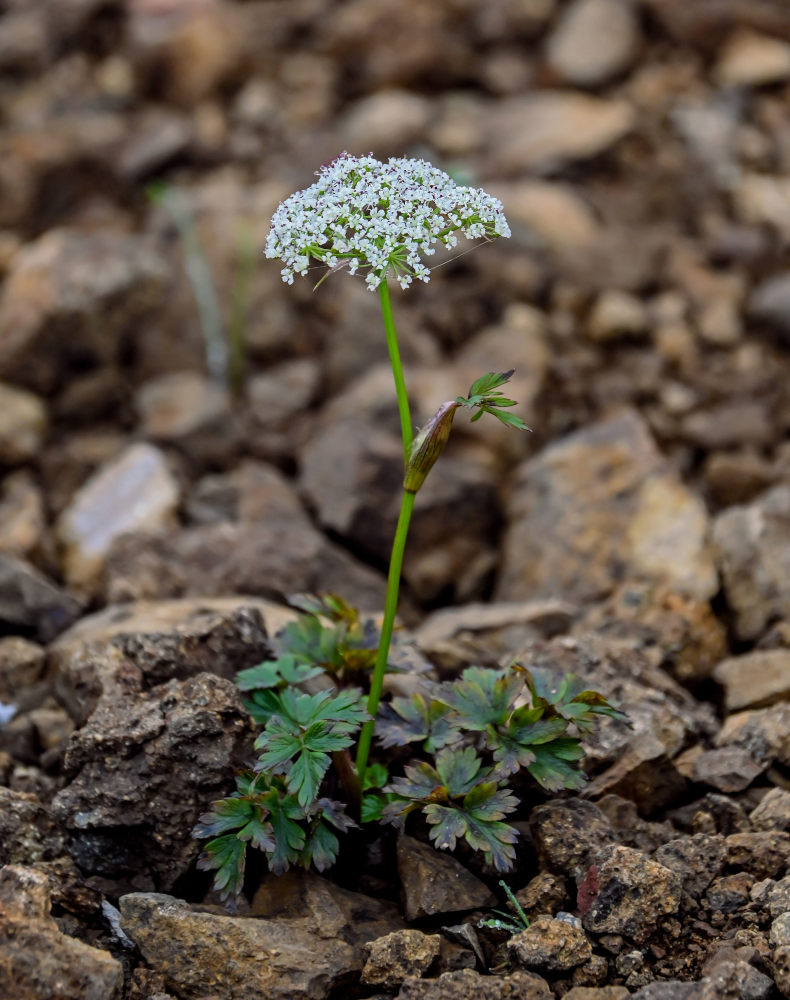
[
  {"x1": 485, "y1": 408, "x2": 530, "y2": 430},
  {"x1": 266, "y1": 792, "x2": 306, "y2": 873},
  {"x1": 196, "y1": 834, "x2": 247, "y2": 898},
  {"x1": 236, "y1": 656, "x2": 323, "y2": 692},
  {"x1": 287, "y1": 748, "x2": 333, "y2": 807},
  {"x1": 244, "y1": 688, "x2": 282, "y2": 726},
  {"x1": 527, "y1": 737, "x2": 587, "y2": 792},
  {"x1": 193, "y1": 795, "x2": 254, "y2": 839},
  {"x1": 467, "y1": 370, "x2": 515, "y2": 398},
  {"x1": 438, "y1": 667, "x2": 523, "y2": 731},
  {"x1": 435, "y1": 745, "x2": 485, "y2": 797},
  {"x1": 362, "y1": 762, "x2": 389, "y2": 791},
  {"x1": 303, "y1": 820, "x2": 340, "y2": 871},
  {"x1": 376, "y1": 693, "x2": 456, "y2": 753}
]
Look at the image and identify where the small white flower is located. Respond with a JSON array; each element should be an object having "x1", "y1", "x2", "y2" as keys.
[{"x1": 266, "y1": 152, "x2": 510, "y2": 291}]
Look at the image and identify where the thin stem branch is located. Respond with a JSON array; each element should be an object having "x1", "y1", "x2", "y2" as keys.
[
  {"x1": 378, "y1": 280, "x2": 413, "y2": 466},
  {"x1": 355, "y1": 488, "x2": 416, "y2": 785}
]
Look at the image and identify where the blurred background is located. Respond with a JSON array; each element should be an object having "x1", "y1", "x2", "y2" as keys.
[{"x1": 2, "y1": 0, "x2": 790, "y2": 625}]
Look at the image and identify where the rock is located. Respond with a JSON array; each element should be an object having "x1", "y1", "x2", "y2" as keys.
[
  {"x1": 509, "y1": 915, "x2": 593, "y2": 971},
  {"x1": 0, "y1": 865, "x2": 123, "y2": 999},
  {"x1": 341, "y1": 90, "x2": 433, "y2": 155},
  {"x1": 725, "y1": 831, "x2": 790, "y2": 880},
  {"x1": 771, "y1": 912, "x2": 790, "y2": 946},
  {"x1": 362, "y1": 929, "x2": 441, "y2": 988},
  {"x1": 396, "y1": 835, "x2": 496, "y2": 921},
  {"x1": 715, "y1": 704, "x2": 790, "y2": 775},
  {"x1": 397, "y1": 968, "x2": 552, "y2": 1000},
  {"x1": 564, "y1": 989, "x2": 630, "y2": 1000},
  {"x1": 0, "y1": 636, "x2": 45, "y2": 704},
  {"x1": 714, "y1": 649, "x2": 790, "y2": 711},
  {"x1": 50, "y1": 596, "x2": 280, "y2": 724},
  {"x1": 57, "y1": 442, "x2": 180, "y2": 589},
  {"x1": 749, "y1": 275, "x2": 790, "y2": 342},
  {"x1": 531, "y1": 799, "x2": 617, "y2": 881},
  {"x1": 581, "y1": 846, "x2": 682, "y2": 943},
  {"x1": 120, "y1": 890, "x2": 358, "y2": 1000},
  {"x1": 491, "y1": 181, "x2": 599, "y2": 251},
  {"x1": 102, "y1": 461, "x2": 387, "y2": 609},
  {"x1": 0, "y1": 787, "x2": 64, "y2": 864},
  {"x1": 694, "y1": 958, "x2": 774, "y2": 1000},
  {"x1": 245, "y1": 357, "x2": 320, "y2": 454},
  {"x1": 546, "y1": 0, "x2": 640, "y2": 86},
  {"x1": 0, "y1": 470, "x2": 48, "y2": 561},
  {"x1": 703, "y1": 451, "x2": 776, "y2": 507},
  {"x1": 715, "y1": 29, "x2": 790, "y2": 87},
  {"x1": 631, "y1": 986, "x2": 697, "y2": 1000},
  {"x1": 586, "y1": 290, "x2": 648, "y2": 343},
  {"x1": 750, "y1": 789, "x2": 790, "y2": 832},
  {"x1": 712, "y1": 486, "x2": 790, "y2": 641},
  {"x1": 0, "y1": 553, "x2": 82, "y2": 642},
  {"x1": 52, "y1": 673, "x2": 251, "y2": 890},
  {"x1": 496, "y1": 409, "x2": 717, "y2": 605},
  {"x1": 690, "y1": 746, "x2": 764, "y2": 793},
  {"x1": 680, "y1": 401, "x2": 771, "y2": 451},
  {"x1": 0, "y1": 382, "x2": 47, "y2": 464},
  {"x1": 735, "y1": 174, "x2": 790, "y2": 243},
  {"x1": 515, "y1": 872, "x2": 569, "y2": 920},
  {"x1": 774, "y1": 946, "x2": 790, "y2": 999},
  {"x1": 0, "y1": 228, "x2": 169, "y2": 392},
  {"x1": 655, "y1": 834, "x2": 727, "y2": 900},
  {"x1": 485, "y1": 92, "x2": 634, "y2": 175}
]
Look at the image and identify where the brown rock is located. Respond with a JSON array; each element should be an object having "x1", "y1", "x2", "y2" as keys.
[
  {"x1": 0, "y1": 382, "x2": 47, "y2": 464},
  {"x1": 0, "y1": 554, "x2": 82, "y2": 642},
  {"x1": 0, "y1": 864, "x2": 122, "y2": 999},
  {"x1": 714, "y1": 649, "x2": 790, "y2": 711},
  {"x1": 57, "y1": 442, "x2": 180, "y2": 589},
  {"x1": 655, "y1": 834, "x2": 727, "y2": 900},
  {"x1": 491, "y1": 181, "x2": 599, "y2": 252},
  {"x1": 362, "y1": 929, "x2": 441, "y2": 988},
  {"x1": 692, "y1": 746, "x2": 765, "y2": 792},
  {"x1": 397, "y1": 968, "x2": 552, "y2": 1000},
  {"x1": 725, "y1": 831, "x2": 790, "y2": 880},
  {"x1": 497, "y1": 409, "x2": 717, "y2": 606},
  {"x1": 0, "y1": 471, "x2": 49, "y2": 563},
  {"x1": 750, "y1": 788, "x2": 790, "y2": 832},
  {"x1": 0, "y1": 636, "x2": 45, "y2": 704},
  {"x1": 515, "y1": 872, "x2": 569, "y2": 920},
  {"x1": 706, "y1": 872, "x2": 753, "y2": 914},
  {"x1": 581, "y1": 846, "x2": 682, "y2": 943},
  {"x1": 341, "y1": 90, "x2": 433, "y2": 156},
  {"x1": 715, "y1": 29, "x2": 790, "y2": 87},
  {"x1": 716, "y1": 704, "x2": 790, "y2": 770},
  {"x1": 508, "y1": 915, "x2": 593, "y2": 971},
  {"x1": 120, "y1": 890, "x2": 358, "y2": 1000},
  {"x1": 564, "y1": 990, "x2": 630, "y2": 1000},
  {"x1": 531, "y1": 798, "x2": 617, "y2": 880},
  {"x1": 0, "y1": 228, "x2": 169, "y2": 393},
  {"x1": 546, "y1": 0, "x2": 640, "y2": 86},
  {"x1": 0, "y1": 787, "x2": 64, "y2": 865},
  {"x1": 397, "y1": 835, "x2": 496, "y2": 921},
  {"x1": 52, "y1": 673, "x2": 251, "y2": 890}
]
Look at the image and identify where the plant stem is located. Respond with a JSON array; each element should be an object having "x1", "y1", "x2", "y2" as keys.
[
  {"x1": 378, "y1": 280, "x2": 413, "y2": 465},
  {"x1": 355, "y1": 488, "x2": 415, "y2": 783}
]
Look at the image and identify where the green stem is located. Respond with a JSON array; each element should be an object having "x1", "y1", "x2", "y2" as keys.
[
  {"x1": 378, "y1": 280, "x2": 413, "y2": 465},
  {"x1": 355, "y1": 488, "x2": 416, "y2": 784}
]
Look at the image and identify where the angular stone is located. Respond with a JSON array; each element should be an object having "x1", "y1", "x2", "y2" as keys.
[
  {"x1": 0, "y1": 636, "x2": 45, "y2": 704},
  {"x1": 716, "y1": 703, "x2": 790, "y2": 771},
  {"x1": 750, "y1": 788, "x2": 790, "y2": 832},
  {"x1": 0, "y1": 865, "x2": 123, "y2": 999},
  {"x1": 0, "y1": 787, "x2": 64, "y2": 865},
  {"x1": 397, "y1": 968, "x2": 552, "y2": 1000},
  {"x1": 497, "y1": 409, "x2": 717, "y2": 605},
  {"x1": 715, "y1": 29, "x2": 790, "y2": 87},
  {"x1": 531, "y1": 799, "x2": 617, "y2": 881},
  {"x1": 748, "y1": 275, "x2": 790, "y2": 341},
  {"x1": 485, "y1": 92, "x2": 634, "y2": 175},
  {"x1": 0, "y1": 382, "x2": 47, "y2": 464},
  {"x1": 362, "y1": 929, "x2": 441, "y2": 988},
  {"x1": 546, "y1": 0, "x2": 640, "y2": 86},
  {"x1": 0, "y1": 228, "x2": 169, "y2": 392},
  {"x1": 136, "y1": 370, "x2": 233, "y2": 442},
  {"x1": 714, "y1": 649, "x2": 790, "y2": 711},
  {"x1": 52, "y1": 673, "x2": 251, "y2": 890},
  {"x1": 581, "y1": 845, "x2": 682, "y2": 943},
  {"x1": 508, "y1": 915, "x2": 593, "y2": 971},
  {"x1": 120, "y1": 891, "x2": 357, "y2": 1000},
  {"x1": 725, "y1": 831, "x2": 790, "y2": 880},
  {"x1": 57, "y1": 442, "x2": 180, "y2": 588},
  {"x1": 655, "y1": 834, "x2": 727, "y2": 900},
  {"x1": 692, "y1": 746, "x2": 765, "y2": 792},
  {"x1": 397, "y1": 835, "x2": 495, "y2": 921},
  {"x1": 0, "y1": 553, "x2": 82, "y2": 642}
]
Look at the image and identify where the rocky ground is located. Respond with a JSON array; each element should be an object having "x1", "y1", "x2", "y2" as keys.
[{"x1": 2, "y1": 0, "x2": 790, "y2": 998}]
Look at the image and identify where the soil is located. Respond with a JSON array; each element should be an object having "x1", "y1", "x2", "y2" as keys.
[{"x1": 2, "y1": 1, "x2": 790, "y2": 999}]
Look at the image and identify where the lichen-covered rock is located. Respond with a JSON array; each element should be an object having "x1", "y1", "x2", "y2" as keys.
[
  {"x1": 581, "y1": 846, "x2": 682, "y2": 943},
  {"x1": 120, "y1": 891, "x2": 359, "y2": 1000},
  {"x1": 362, "y1": 929, "x2": 441, "y2": 988},
  {"x1": 52, "y1": 672, "x2": 251, "y2": 890},
  {"x1": 397, "y1": 835, "x2": 496, "y2": 921},
  {"x1": 508, "y1": 915, "x2": 593, "y2": 972},
  {"x1": 497, "y1": 409, "x2": 717, "y2": 606},
  {"x1": 0, "y1": 865, "x2": 123, "y2": 999},
  {"x1": 0, "y1": 787, "x2": 64, "y2": 864}
]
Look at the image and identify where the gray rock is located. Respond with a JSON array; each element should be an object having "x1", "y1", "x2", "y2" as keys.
[
  {"x1": 546, "y1": 0, "x2": 640, "y2": 87},
  {"x1": 581, "y1": 845, "x2": 682, "y2": 943},
  {"x1": 774, "y1": 945, "x2": 790, "y2": 999},
  {"x1": 341, "y1": 90, "x2": 433, "y2": 155},
  {"x1": 362, "y1": 929, "x2": 442, "y2": 988},
  {"x1": 691, "y1": 745, "x2": 765, "y2": 792},
  {"x1": 497, "y1": 409, "x2": 717, "y2": 606},
  {"x1": 0, "y1": 382, "x2": 47, "y2": 464},
  {"x1": 0, "y1": 228, "x2": 169, "y2": 392},
  {"x1": 725, "y1": 830, "x2": 790, "y2": 880},
  {"x1": 52, "y1": 673, "x2": 251, "y2": 891},
  {"x1": 771, "y1": 912, "x2": 790, "y2": 947},
  {"x1": 0, "y1": 865, "x2": 123, "y2": 999},
  {"x1": 397, "y1": 968, "x2": 552, "y2": 1000},
  {"x1": 751, "y1": 789, "x2": 790, "y2": 832},
  {"x1": 508, "y1": 915, "x2": 593, "y2": 971},
  {"x1": 655, "y1": 834, "x2": 727, "y2": 900},
  {"x1": 397, "y1": 835, "x2": 496, "y2": 921},
  {"x1": 714, "y1": 649, "x2": 790, "y2": 711},
  {"x1": 767, "y1": 875, "x2": 790, "y2": 917},
  {"x1": 706, "y1": 873, "x2": 753, "y2": 913},
  {"x1": 57, "y1": 442, "x2": 181, "y2": 589},
  {"x1": 530, "y1": 798, "x2": 617, "y2": 881},
  {"x1": 716, "y1": 703, "x2": 790, "y2": 771},
  {"x1": 693, "y1": 959, "x2": 774, "y2": 1000},
  {"x1": 631, "y1": 985, "x2": 697, "y2": 1000},
  {"x1": 485, "y1": 92, "x2": 633, "y2": 175},
  {"x1": 120, "y1": 891, "x2": 359, "y2": 1000},
  {"x1": 0, "y1": 553, "x2": 82, "y2": 642},
  {"x1": 564, "y1": 989, "x2": 630, "y2": 1000}
]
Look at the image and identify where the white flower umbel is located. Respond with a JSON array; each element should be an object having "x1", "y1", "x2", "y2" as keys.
[{"x1": 265, "y1": 152, "x2": 510, "y2": 291}]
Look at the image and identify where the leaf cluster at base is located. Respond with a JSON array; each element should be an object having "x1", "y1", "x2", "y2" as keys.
[{"x1": 194, "y1": 595, "x2": 625, "y2": 898}]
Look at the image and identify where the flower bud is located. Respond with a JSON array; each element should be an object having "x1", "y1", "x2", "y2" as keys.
[{"x1": 403, "y1": 401, "x2": 459, "y2": 494}]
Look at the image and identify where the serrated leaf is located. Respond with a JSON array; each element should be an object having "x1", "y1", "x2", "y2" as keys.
[
  {"x1": 362, "y1": 762, "x2": 389, "y2": 791},
  {"x1": 527, "y1": 737, "x2": 586, "y2": 792},
  {"x1": 244, "y1": 688, "x2": 282, "y2": 726},
  {"x1": 303, "y1": 820, "x2": 340, "y2": 871},
  {"x1": 438, "y1": 667, "x2": 523, "y2": 731},
  {"x1": 192, "y1": 796, "x2": 254, "y2": 839},
  {"x1": 311, "y1": 797, "x2": 357, "y2": 832},
  {"x1": 385, "y1": 759, "x2": 444, "y2": 802},
  {"x1": 424, "y1": 801, "x2": 519, "y2": 872},
  {"x1": 434, "y1": 745, "x2": 485, "y2": 797},
  {"x1": 485, "y1": 408, "x2": 530, "y2": 430},
  {"x1": 287, "y1": 748, "x2": 333, "y2": 807},
  {"x1": 467, "y1": 370, "x2": 514, "y2": 397},
  {"x1": 375, "y1": 693, "x2": 456, "y2": 752},
  {"x1": 236, "y1": 656, "x2": 323, "y2": 692},
  {"x1": 196, "y1": 834, "x2": 247, "y2": 898},
  {"x1": 266, "y1": 793, "x2": 306, "y2": 873},
  {"x1": 237, "y1": 811, "x2": 276, "y2": 852}
]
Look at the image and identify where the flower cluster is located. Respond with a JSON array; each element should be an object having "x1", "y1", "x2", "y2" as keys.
[{"x1": 265, "y1": 152, "x2": 510, "y2": 291}]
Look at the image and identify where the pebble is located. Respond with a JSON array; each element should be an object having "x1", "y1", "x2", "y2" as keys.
[
  {"x1": 546, "y1": 0, "x2": 640, "y2": 87},
  {"x1": 715, "y1": 29, "x2": 790, "y2": 88},
  {"x1": 0, "y1": 554, "x2": 82, "y2": 642},
  {"x1": 751, "y1": 789, "x2": 790, "y2": 832},
  {"x1": 491, "y1": 180, "x2": 599, "y2": 251},
  {"x1": 748, "y1": 275, "x2": 790, "y2": 342},
  {"x1": 0, "y1": 382, "x2": 47, "y2": 465},
  {"x1": 585, "y1": 290, "x2": 648, "y2": 342},
  {"x1": 362, "y1": 929, "x2": 441, "y2": 988},
  {"x1": 714, "y1": 649, "x2": 790, "y2": 711},
  {"x1": 509, "y1": 916, "x2": 592, "y2": 972},
  {"x1": 655, "y1": 834, "x2": 727, "y2": 900},
  {"x1": 706, "y1": 873, "x2": 753, "y2": 914},
  {"x1": 691, "y1": 745, "x2": 764, "y2": 792},
  {"x1": 341, "y1": 90, "x2": 433, "y2": 156},
  {"x1": 726, "y1": 831, "x2": 790, "y2": 880},
  {"x1": 396, "y1": 835, "x2": 495, "y2": 922}
]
